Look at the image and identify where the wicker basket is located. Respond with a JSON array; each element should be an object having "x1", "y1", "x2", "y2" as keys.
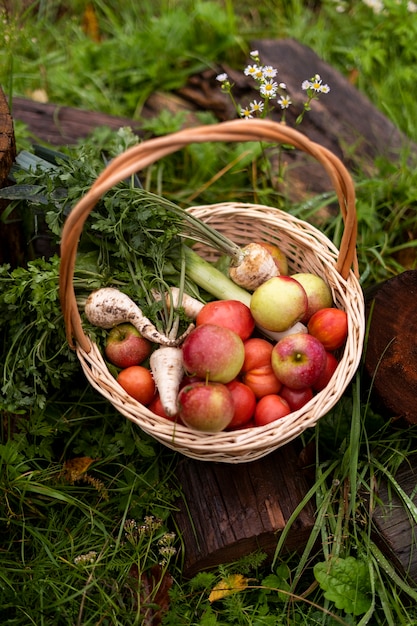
[{"x1": 59, "y1": 119, "x2": 365, "y2": 463}]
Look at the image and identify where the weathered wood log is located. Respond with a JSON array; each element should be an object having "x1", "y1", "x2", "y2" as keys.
[
  {"x1": 10, "y1": 97, "x2": 143, "y2": 146},
  {"x1": 10, "y1": 91, "x2": 198, "y2": 147},
  {"x1": 0, "y1": 86, "x2": 22, "y2": 267},
  {"x1": 173, "y1": 442, "x2": 315, "y2": 578},
  {"x1": 372, "y1": 453, "x2": 417, "y2": 583},
  {"x1": 364, "y1": 270, "x2": 417, "y2": 424}
]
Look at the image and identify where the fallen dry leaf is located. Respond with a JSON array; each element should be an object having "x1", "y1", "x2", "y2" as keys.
[
  {"x1": 62, "y1": 457, "x2": 96, "y2": 483},
  {"x1": 209, "y1": 574, "x2": 249, "y2": 603}
]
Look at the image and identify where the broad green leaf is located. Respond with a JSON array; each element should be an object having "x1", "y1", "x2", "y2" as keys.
[{"x1": 314, "y1": 557, "x2": 372, "y2": 616}]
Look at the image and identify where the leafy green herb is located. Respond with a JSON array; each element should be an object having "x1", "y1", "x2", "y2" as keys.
[
  {"x1": 314, "y1": 556, "x2": 372, "y2": 616},
  {"x1": 0, "y1": 256, "x2": 104, "y2": 413}
]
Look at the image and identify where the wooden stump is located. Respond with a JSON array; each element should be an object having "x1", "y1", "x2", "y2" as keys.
[
  {"x1": 372, "y1": 454, "x2": 417, "y2": 583},
  {"x1": 173, "y1": 442, "x2": 315, "y2": 578},
  {"x1": 364, "y1": 270, "x2": 417, "y2": 424},
  {"x1": 0, "y1": 87, "x2": 22, "y2": 267},
  {"x1": 0, "y1": 88, "x2": 15, "y2": 181}
]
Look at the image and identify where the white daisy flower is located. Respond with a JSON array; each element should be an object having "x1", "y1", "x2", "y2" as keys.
[
  {"x1": 244, "y1": 64, "x2": 259, "y2": 77},
  {"x1": 262, "y1": 65, "x2": 278, "y2": 79},
  {"x1": 250, "y1": 100, "x2": 265, "y2": 114},
  {"x1": 278, "y1": 94, "x2": 292, "y2": 109},
  {"x1": 310, "y1": 74, "x2": 323, "y2": 92},
  {"x1": 260, "y1": 79, "x2": 278, "y2": 98},
  {"x1": 240, "y1": 106, "x2": 253, "y2": 118},
  {"x1": 216, "y1": 73, "x2": 229, "y2": 82}
]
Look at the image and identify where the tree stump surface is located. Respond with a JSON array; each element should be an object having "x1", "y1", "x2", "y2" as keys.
[
  {"x1": 0, "y1": 86, "x2": 21, "y2": 266},
  {"x1": 0, "y1": 87, "x2": 16, "y2": 181},
  {"x1": 372, "y1": 454, "x2": 417, "y2": 583},
  {"x1": 173, "y1": 443, "x2": 315, "y2": 578},
  {"x1": 364, "y1": 270, "x2": 417, "y2": 424}
]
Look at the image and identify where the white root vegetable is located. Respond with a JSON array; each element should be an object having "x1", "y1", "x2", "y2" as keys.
[
  {"x1": 229, "y1": 243, "x2": 279, "y2": 291},
  {"x1": 259, "y1": 321, "x2": 308, "y2": 342},
  {"x1": 85, "y1": 287, "x2": 182, "y2": 347},
  {"x1": 150, "y1": 346, "x2": 184, "y2": 416},
  {"x1": 152, "y1": 287, "x2": 204, "y2": 319}
]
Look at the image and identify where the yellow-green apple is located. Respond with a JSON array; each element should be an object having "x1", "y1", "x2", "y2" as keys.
[
  {"x1": 181, "y1": 323, "x2": 245, "y2": 383},
  {"x1": 307, "y1": 307, "x2": 348, "y2": 351},
  {"x1": 256, "y1": 241, "x2": 289, "y2": 275},
  {"x1": 177, "y1": 381, "x2": 234, "y2": 432},
  {"x1": 291, "y1": 272, "x2": 333, "y2": 322},
  {"x1": 250, "y1": 276, "x2": 308, "y2": 332},
  {"x1": 105, "y1": 323, "x2": 152, "y2": 368},
  {"x1": 254, "y1": 394, "x2": 291, "y2": 426},
  {"x1": 271, "y1": 332, "x2": 327, "y2": 389}
]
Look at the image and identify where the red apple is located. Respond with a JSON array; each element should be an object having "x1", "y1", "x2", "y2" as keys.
[
  {"x1": 196, "y1": 300, "x2": 255, "y2": 341},
  {"x1": 225, "y1": 380, "x2": 257, "y2": 429},
  {"x1": 242, "y1": 364, "x2": 282, "y2": 398},
  {"x1": 250, "y1": 276, "x2": 308, "y2": 332},
  {"x1": 181, "y1": 323, "x2": 245, "y2": 383},
  {"x1": 313, "y1": 351, "x2": 339, "y2": 391},
  {"x1": 177, "y1": 382, "x2": 234, "y2": 432},
  {"x1": 117, "y1": 365, "x2": 156, "y2": 405},
  {"x1": 307, "y1": 308, "x2": 348, "y2": 351},
  {"x1": 256, "y1": 241, "x2": 288, "y2": 275},
  {"x1": 254, "y1": 394, "x2": 291, "y2": 426},
  {"x1": 280, "y1": 385, "x2": 314, "y2": 411},
  {"x1": 291, "y1": 273, "x2": 333, "y2": 322},
  {"x1": 105, "y1": 323, "x2": 153, "y2": 368},
  {"x1": 271, "y1": 332, "x2": 327, "y2": 390},
  {"x1": 241, "y1": 337, "x2": 274, "y2": 372}
]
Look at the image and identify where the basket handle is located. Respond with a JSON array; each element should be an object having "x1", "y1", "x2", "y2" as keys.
[{"x1": 59, "y1": 118, "x2": 358, "y2": 352}]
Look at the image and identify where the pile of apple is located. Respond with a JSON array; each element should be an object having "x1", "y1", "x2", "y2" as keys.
[{"x1": 103, "y1": 258, "x2": 348, "y2": 434}]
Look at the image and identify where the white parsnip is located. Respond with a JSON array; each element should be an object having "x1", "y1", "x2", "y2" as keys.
[
  {"x1": 85, "y1": 287, "x2": 181, "y2": 347},
  {"x1": 152, "y1": 287, "x2": 204, "y2": 319},
  {"x1": 150, "y1": 346, "x2": 184, "y2": 416}
]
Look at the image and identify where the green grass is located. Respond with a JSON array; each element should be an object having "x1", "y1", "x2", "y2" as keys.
[{"x1": 1, "y1": 1, "x2": 417, "y2": 624}]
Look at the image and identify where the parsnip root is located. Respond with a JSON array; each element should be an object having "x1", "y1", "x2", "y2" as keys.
[
  {"x1": 152, "y1": 287, "x2": 204, "y2": 319},
  {"x1": 85, "y1": 287, "x2": 179, "y2": 346},
  {"x1": 150, "y1": 346, "x2": 184, "y2": 416}
]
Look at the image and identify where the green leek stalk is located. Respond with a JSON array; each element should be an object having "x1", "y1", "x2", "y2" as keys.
[{"x1": 182, "y1": 246, "x2": 252, "y2": 308}]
